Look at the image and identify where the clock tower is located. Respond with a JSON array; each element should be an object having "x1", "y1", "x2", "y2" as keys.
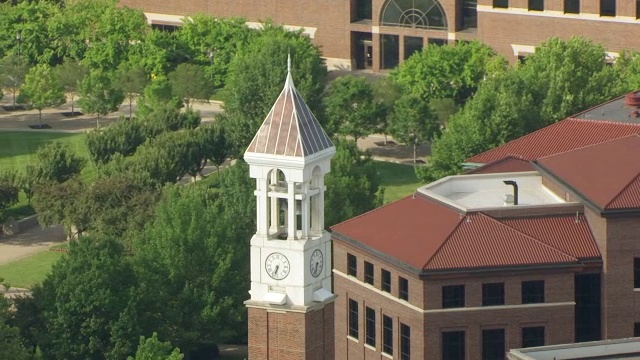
[{"x1": 244, "y1": 56, "x2": 336, "y2": 360}]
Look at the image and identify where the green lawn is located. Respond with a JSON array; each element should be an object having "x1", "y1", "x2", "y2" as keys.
[
  {"x1": 0, "y1": 131, "x2": 95, "y2": 219},
  {"x1": 374, "y1": 161, "x2": 423, "y2": 203},
  {"x1": 0, "y1": 250, "x2": 65, "y2": 288}
]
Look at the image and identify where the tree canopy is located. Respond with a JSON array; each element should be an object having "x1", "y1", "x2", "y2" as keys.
[
  {"x1": 78, "y1": 69, "x2": 125, "y2": 127},
  {"x1": 20, "y1": 63, "x2": 66, "y2": 127}
]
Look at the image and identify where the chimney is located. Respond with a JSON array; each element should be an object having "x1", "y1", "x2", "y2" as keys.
[
  {"x1": 503, "y1": 180, "x2": 519, "y2": 205},
  {"x1": 625, "y1": 92, "x2": 640, "y2": 118}
]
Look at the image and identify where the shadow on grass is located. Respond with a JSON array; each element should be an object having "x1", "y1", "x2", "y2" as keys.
[
  {"x1": 0, "y1": 131, "x2": 82, "y2": 159},
  {"x1": 4, "y1": 204, "x2": 35, "y2": 221},
  {"x1": 374, "y1": 161, "x2": 420, "y2": 187}
]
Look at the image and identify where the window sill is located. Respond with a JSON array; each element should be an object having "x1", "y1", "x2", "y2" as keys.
[
  {"x1": 382, "y1": 351, "x2": 394, "y2": 359},
  {"x1": 634, "y1": 288, "x2": 640, "y2": 292},
  {"x1": 364, "y1": 344, "x2": 376, "y2": 351},
  {"x1": 347, "y1": 336, "x2": 359, "y2": 343}
]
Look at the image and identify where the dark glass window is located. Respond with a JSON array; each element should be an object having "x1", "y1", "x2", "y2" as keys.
[
  {"x1": 442, "y1": 285, "x2": 465, "y2": 308},
  {"x1": 461, "y1": 0, "x2": 477, "y2": 29},
  {"x1": 601, "y1": 0, "x2": 616, "y2": 16},
  {"x1": 428, "y1": 38, "x2": 447, "y2": 46},
  {"x1": 355, "y1": 0, "x2": 372, "y2": 20},
  {"x1": 380, "y1": 0, "x2": 447, "y2": 29},
  {"x1": 382, "y1": 269, "x2": 391, "y2": 292},
  {"x1": 347, "y1": 253, "x2": 357, "y2": 277},
  {"x1": 634, "y1": 258, "x2": 640, "y2": 288},
  {"x1": 575, "y1": 273, "x2": 602, "y2": 342},
  {"x1": 442, "y1": 331, "x2": 465, "y2": 360},
  {"x1": 637, "y1": 0, "x2": 640, "y2": 19},
  {"x1": 399, "y1": 277, "x2": 409, "y2": 300},
  {"x1": 366, "y1": 307, "x2": 376, "y2": 346},
  {"x1": 564, "y1": 0, "x2": 580, "y2": 13},
  {"x1": 404, "y1": 36, "x2": 424, "y2": 60},
  {"x1": 383, "y1": 315, "x2": 393, "y2": 355},
  {"x1": 381, "y1": 34, "x2": 400, "y2": 69},
  {"x1": 635, "y1": 322, "x2": 640, "y2": 337},
  {"x1": 522, "y1": 280, "x2": 545, "y2": 304},
  {"x1": 483, "y1": 283, "x2": 505, "y2": 306},
  {"x1": 482, "y1": 329, "x2": 505, "y2": 360},
  {"x1": 493, "y1": 0, "x2": 509, "y2": 8},
  {"x1": 349, "y1": 299, "x2": 359, "y2": 338},
  {"x1": 401, "y1": 323, "x2": 411, "y2": 360},
  {"x1": 528, "y1": 0, "x2": 543, "y2": 10},
  {"x1": 522, "y1": 326, "x2": 545, "y2": 348},
  {"x1": 364, "y1": 261, "x2": 374, "y2": 285}
]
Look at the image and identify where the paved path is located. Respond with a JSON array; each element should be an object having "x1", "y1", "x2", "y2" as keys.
[{"x1": 0, "y1": 225, "x2": 66, "y2": 265}]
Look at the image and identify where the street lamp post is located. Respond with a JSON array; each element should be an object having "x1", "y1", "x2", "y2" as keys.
[
  {"x1": 16, "y1": 32, "x2": 21, "y2": 56},
  {"x1": 207, "y1": 48, "x2": 215, "y2": 66}
]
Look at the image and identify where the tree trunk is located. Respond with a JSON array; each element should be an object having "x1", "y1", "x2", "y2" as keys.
[
  {"x1": 38, "y1": 110, "x2": 42, "y2": 128},
  {"x1": 12, "y1": 91, "x2": 16, "y2": 107},
  {"x1": 413, "y1": 139, "x2": 418, "y2": 165},
  {"x1": 70, "y1": 94, "x2": 75, "y2": 115},
  {"x1": 96, "y1": 114, "x2": 100, "y2": 129},
  {"x1": 129, "y1": 98, "x2": 133, "y2": 119},
  {"x1": 384, "y1": 133, "x2": 388, "y2": 145}
]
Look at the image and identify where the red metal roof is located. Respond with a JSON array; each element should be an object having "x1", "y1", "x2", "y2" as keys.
[
  {"x1": 468, "y1": 119, "x2": 640, "y2": 164},
  {"x1": 245, "y1": 70, "x2": 333, "y2": 157},
  {"x1": 535, "y1": 135, "x2": 640, "y2": 210},
  {"x1": 466, "y1": 156, "x2": 535, "y2": 174},
  {"x1": 332, "y1": 196, "x2": 600, "y2": 271}
]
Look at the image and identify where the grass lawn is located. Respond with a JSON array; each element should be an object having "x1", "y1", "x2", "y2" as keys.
[
  {"x1": 0, "y1": 131, "x2": 95, "y2": 218},
  {"x1": 0, "y1": 250, "x2": 65, "y2": 288},
  {"x1": 374, "y1": 161, "x2": 423, "y2": 203}
]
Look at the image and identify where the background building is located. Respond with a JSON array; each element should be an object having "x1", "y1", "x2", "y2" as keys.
[{"x1": 119, "y1": 0, "x2": 640, "y2": 71}]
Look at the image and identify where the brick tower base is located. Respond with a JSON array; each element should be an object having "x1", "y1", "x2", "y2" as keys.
[{"x1": 247, "y1": 301, "x2": 335, "y2": 360}]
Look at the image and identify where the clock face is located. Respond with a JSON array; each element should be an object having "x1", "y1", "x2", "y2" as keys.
[
  {"x1": 265, "y1": 252, "x2": 290, "y2": 280},
  {"x1": 310, "y1": 249, "x2": 323, "y2": 278}
]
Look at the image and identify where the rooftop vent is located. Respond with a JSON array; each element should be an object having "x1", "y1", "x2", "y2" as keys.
[
  {"x1": 503, "y1": 180, "x2": 519, "y2": 206},
  {"x1": 625, "y1": 92, "x2": 640, "y2": 118}
]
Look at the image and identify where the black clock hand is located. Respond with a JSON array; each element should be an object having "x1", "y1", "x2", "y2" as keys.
[
  {"x1": 314, "y1": 263, "x2": 319, "y2": 274},
  {"x1": 274, "y1": 265, "x2": 279, "y2": 276}
]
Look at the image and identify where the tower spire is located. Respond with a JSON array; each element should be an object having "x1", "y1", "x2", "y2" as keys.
[{"x1": 285, "y1": 53, "x2": 294, "y2": 89}]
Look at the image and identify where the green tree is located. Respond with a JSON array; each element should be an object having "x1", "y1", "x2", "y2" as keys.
[
  {"x1": 142, "y1": 106, "x2": 200, "y2": 138},
  {"x1": 127, "y1": 28, "x2": 190, "y2": 76},
  {"x1": 168, "y1": 63, "x2": 212, "y2": 108},
  {"x1": 221, "y1": 25, "x2": 327, "y2": 152},
  {"x1": 614, "y1": 50, "x2": 640, "y2": 93},
  {"x1": 33, "y1": 141, "x2": 86, "y2": 183},
  {"x1": 78, "y1": 69, "x2": 125, "y2": 128},
  {"x1": 201, "y1": 122, "x2": 231, "y2": 173},
  {"x1": 135, "y1": 76, "x2": 182, "y2": 119},
  {"x1": 20, "y1": 64, "x2": 66, "y2": 128},
  {"x1": 389, "y1": 94, "x2": 439, "y2": 164},
  {"x1": 372, "y1": 75, "x2": 403, "y2": 145},
  {"x1": 55, "y1": 58, "x2": 88, "y2": 115},
  {"x1": 0, "y1": 54, "x2": 29, "y2": 108},
  {"x1": 325, "y1": 141, "x2": 383, "y2": 227},
  {"x1": 0, "y1": 297, "x2": 31, "y2": 360},
  {"x1": 31, "y1": 236, "x2": 140, "y2": 359},
  {"x1": 392, "y1": 41, "x2": 506, "y2": 104},
  {"x1": 132, "y1": 185, "x2": 248, "y2": 357},
  {"x1": 18, "y1": 164, "x2": 38, "y2": 205},
  {"x1": 325, "y1": 75, "x2": 384, "y2": 141},
  {"x1": 115, "y1": 62, "x2": 149, "y2": 118},
  {"x1": 86, "y1": 117, "x2": 146, "y2": 166},
  {"x1": 0, "y1": 171, "x2": 19, "y2": 222},
  {"x1": 32, "y1": 177, "x2": 90, "y2": 238},
  {"x1": 128, "y1": 333, "x2": 184, "y2": 360}
]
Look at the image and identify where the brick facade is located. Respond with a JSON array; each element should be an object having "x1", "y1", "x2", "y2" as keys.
[{"x1": 248, "y1": 303, "x2": 335, "y2": 360}]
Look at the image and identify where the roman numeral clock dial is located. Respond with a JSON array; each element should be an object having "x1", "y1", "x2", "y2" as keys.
[
  {"x1": 265, "y1": 252, "x2": 290, "y2": 280},
  {"x1": 310, "y1": 249, "x2": 323, "y2": 277}
]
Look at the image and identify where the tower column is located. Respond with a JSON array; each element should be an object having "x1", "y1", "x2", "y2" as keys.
[
  {"x1": 287, "y1": 181, "x2": 297, "y2": 240},
  {"x1": 257, "y1": 177, "x2": 269, "y2": 236},
  {"x1": 301, "y1": 182, "x2": 310, "y2": 239},
  {"x1": 318, "y1": 177, "x2": 325, "y2": 230}
]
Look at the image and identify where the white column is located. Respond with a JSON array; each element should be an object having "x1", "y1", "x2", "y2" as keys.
[
  {"x1": 301, "y1": 182, "x2": 310, "y2": 239},
  {"x1": 256, "y1": 178, "x2": 268, "y2": 236},
  {"x1": 287, "y1": 181, "x2": 296, "y2": 240},
  {"x1": 318, "y1": 176, "x2": 325, "y2": 231}
]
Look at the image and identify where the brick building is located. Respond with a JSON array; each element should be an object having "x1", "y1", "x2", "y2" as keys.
[
  {"x1": 330, "y1": 92, "x2": 640, "y2": 360},
  {"x1": 118, "y1": 0, "x2": 640, "y2": 71}
]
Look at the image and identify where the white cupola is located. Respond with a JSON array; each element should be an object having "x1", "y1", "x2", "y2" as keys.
[{"x1": 244, "y1": 55, "x2": 335, "y2": 308}]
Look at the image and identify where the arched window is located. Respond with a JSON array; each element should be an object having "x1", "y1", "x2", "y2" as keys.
[{"x1": 380, "y1": 0, "x2": 447, "y2": 30}]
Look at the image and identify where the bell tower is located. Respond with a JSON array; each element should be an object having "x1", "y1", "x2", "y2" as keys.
[{"x1": 244, "y1": 56, "x2": 336, "y2": 360}]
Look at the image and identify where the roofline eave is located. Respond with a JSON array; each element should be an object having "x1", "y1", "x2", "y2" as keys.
[{"x1": 244, "y1": 146, "x2": 336, "y2": 168}]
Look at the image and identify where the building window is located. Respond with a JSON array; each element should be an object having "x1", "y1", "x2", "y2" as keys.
[
  {"x1": 564, "y1": 0, "x2": 580, "y2": 13},
  {"x1": 364, "y1": 261, "x2": 374, "y2": 285},
  {"x1": 482, "y1": 283, "x2": 505, "y2": 306},
  {"x1": 461, "y1": 0, "x2": 477, "y2": 29},
  {"x1": 380, "y1": 0, "x2": 447, "y2": 30},
  {"x1": 442, "y1": 331, "x2": 465, "y2": 360},
  {"x1": 493, "y1": 0, "x2": 508, "y2": 8},
  {"x1": 600, "y1": 0, "x2": 616, "y2": 16},
  {"x1": 528, "y1": 0, "x2": 544, "y2": 11},
  {"x1": 366, "y1": 307, "x2": 376, "y2": 346},
  {"x1": 401, "y1": 323, "x2": 411, "y2": 360},
  {"x1": 382, "y1": 269, "x2": 391, "y2": 292},
  {"x1": 355, "y1": 0, "x2": 372, "y2": 20},
  {"x1": 522, "y1": 280, "x2": 545, "y2": 304},
  {"x1": 347, "y1": 253, "x2": 357, "y2": 277},
  {"x1": 383, "y1": 315, "x2": 393, "y2": 355},
  {"x1": 442, "y1": 285, "x2": 465, "y2": 308},
  {"x1": 635, "y1": 322, "x2": 640, "y2": 337},
  {"x1": 634, "y1": 258, "x2": 640, "y2": 288},
  {"x1": 482, "y1": 329, "x2": 505, "y2": 360},
  {"x1": 637, "y1": 0, "x2": 640, "y2": 19},
  {"x1": 349, "y1": 299, "x2": 359, "y2": 339},
  {"x1": 399, "y1": 277, "x2": 409, "y2": 300},
  {"x1": 428, "y1": 38, "x2": 447, "y2": 46},
  {"x1": 522, "y1": 326, "x2": 545, "y2": 347}
]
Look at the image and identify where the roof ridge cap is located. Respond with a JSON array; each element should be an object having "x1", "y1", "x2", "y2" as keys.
[
  {"x1": 536, "y1": 133, "x2": 640, "y2": 161},
  {"x1": 605, "y1": 171, "x2": 640, "y2": 209},
  {"x1": 331, "y1": 194, "x2": 419, "y2": 230},
  {"x1": 421, "y1": 214, "x2": 466, "y2": 269}
]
